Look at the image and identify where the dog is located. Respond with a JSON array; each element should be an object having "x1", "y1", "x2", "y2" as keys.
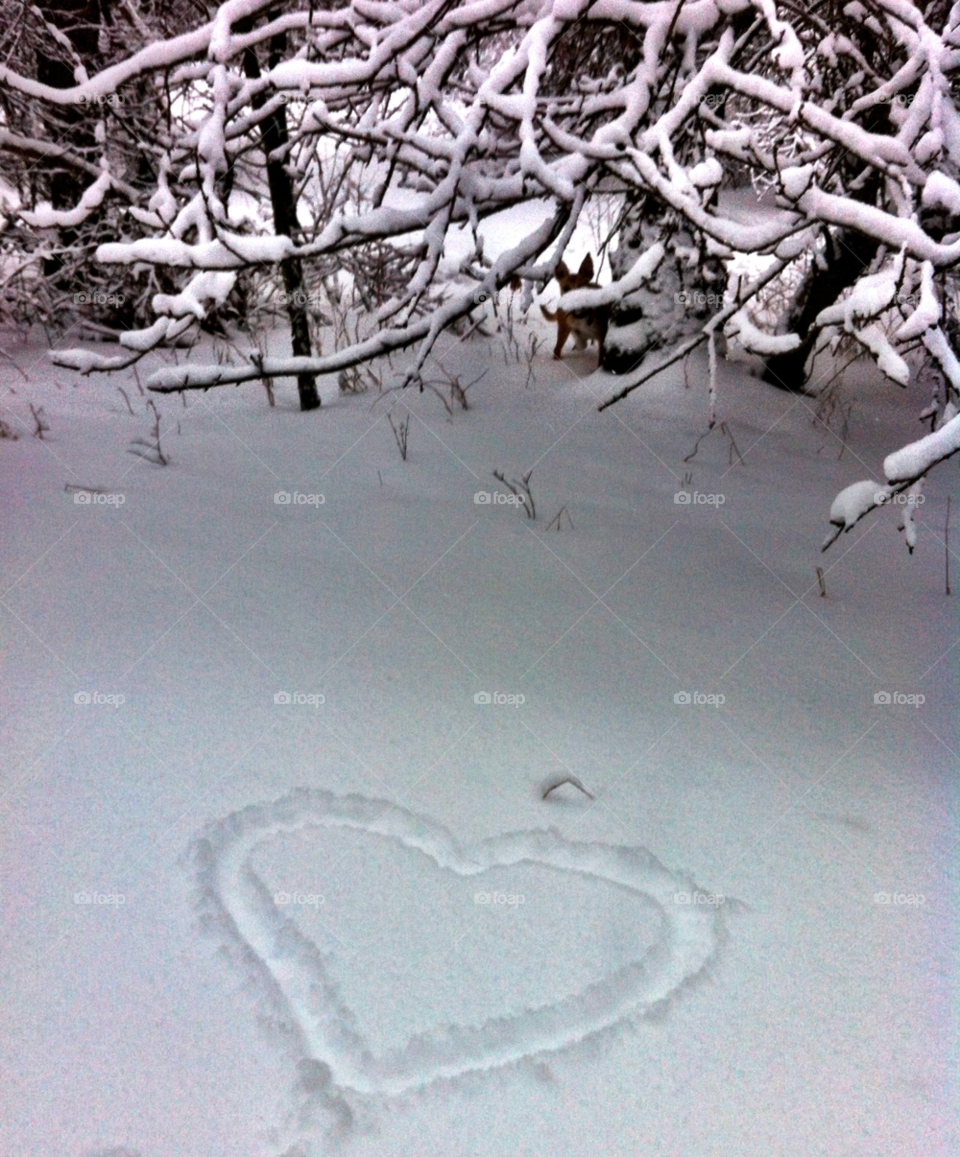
[{"x1": 540, "y1": 254, "x2": 609, "y2": 361}]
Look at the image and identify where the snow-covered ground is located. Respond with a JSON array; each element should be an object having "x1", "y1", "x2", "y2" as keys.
[{"x1": 0, "y1": 307, "x2": 957, "y2": 1157}]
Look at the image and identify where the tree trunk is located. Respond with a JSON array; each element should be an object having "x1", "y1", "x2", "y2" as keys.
[
  {"x1": 762, "y1": 225, "x2": 880, "y2": 392},
  {"x1": 35, "y1": 1, "x2": 103, "y2": 276},
  {"x1": 242, "y1": 28, "x2": 320, "y2": 411},
  {"x1": 763, "y1": 163, "x2": 883, "y2": 392}
]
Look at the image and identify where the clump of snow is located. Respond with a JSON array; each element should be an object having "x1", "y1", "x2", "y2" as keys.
[
  {"x1": 153, "y1": 271, "x2": 237, "y2": 319},
  {"x1": 559, "y1": 243, "x2": 664, "y2": 312},
  {"x1": 779, "y1": 165, "x2": 814, "y2": 200},
  {"x1": 688, "y1": 158, "x2": 723, "y2": 189},
  {"x1": 921, "y1": 170, "x2": 960, "y2": 218},
  {"x1": 828, "y1": 479, "x2": 887, "y2": 532},
  {"x1": 895, "y1": 261, "x2": 940, "y2": 341},
  {"x1": 726, "y1": 309, "x2": 801, "y2": 356},
  {"x1": 20, "y1": 171, "x2": 112, "y2": 229},
  {"x1": 883, "y1": 413, "x2": 960, "y2": 481}
]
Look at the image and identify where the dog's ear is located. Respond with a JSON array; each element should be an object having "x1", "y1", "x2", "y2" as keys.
[
  {"x1": 556, "y1": 261, "x2": 569, "y2": 281},
  {"x1": 577, "y1": 254, "x2": 594, "y2": 281}
]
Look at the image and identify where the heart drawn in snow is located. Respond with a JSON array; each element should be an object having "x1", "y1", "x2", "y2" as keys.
[{"x1": 190, "y1": 790, "x2": 725, "y2": 1098}]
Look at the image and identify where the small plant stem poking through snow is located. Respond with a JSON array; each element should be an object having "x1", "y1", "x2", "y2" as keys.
[
  {"x1": 542, "y1": 775, "x2": 595, "y2": 802},
  {"x1": 129, "y1": 399, "x2": 169, "y2": 465},
  {"x1": 816, "y1": 566, "x2": 827, "y2": 598},
  {"x1": 492, "y1": 469, "x2": 535, "y2": 519},
  {"x1": 29, "y1": 404, "x2": 48, "y2": 439},
  {"x1": 388, "y1": 410, "x2": 410, "y2": 461},
  {"x1": 546, "y1": 506, "x2": 573, "y2": 532}
]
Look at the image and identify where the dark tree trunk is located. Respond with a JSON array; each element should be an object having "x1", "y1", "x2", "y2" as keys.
[
  {"x1": 242, "y1": 27, "x2": 320, "y2": 412},
  {"x1": 763, "y1": 163, "x2": 883, "y2": 392},
  {"x1": 762, "y1": 225, "x2": 880, "y2": 392},
  {"x1": 35, "y1": 1, "x2": 104, "y2": 277}
]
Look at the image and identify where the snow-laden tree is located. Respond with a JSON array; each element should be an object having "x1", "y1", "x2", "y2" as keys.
[
  {"x1": 3, "y1": 0, "x2": 959, "y2": 539},
  {"x1": 0, "y1": 0, "x2": 206, "y2": 334}
]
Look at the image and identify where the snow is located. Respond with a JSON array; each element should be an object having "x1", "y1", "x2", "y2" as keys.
[
  {"x1": 726, "y1": 309, "x2": 802, "y2": 355},
  {"x1": 895, "y1": 261, "x2": 940, "y2": 341},
  {"x1": 2, "y1": 3, "x2": 960, "y2": 1153},
  {"x1": 921, "y1": 169, "x2": 960, "y2": 217},
  {"x1": 779, "y1": 164, "x2": 814, "y2": 200},
  {"x1": 152, "y1": 271, "x2": 237, "y2": 320},
  {"x1": 19, "y1": 171, "x2": 113, "y2": 230},
  {"x1": 559, "y1": 243, "x2": 664, "y2": 311},
  {"x1": 687, "y1": 158, "x2": 723, "y2": 188},
  {"x1": 883, "y1": 412, "x2": 960, "y2": 481},
  {"x1": 827, "y1": 478, "x2": 887, "y2": 533},
  {"x1": 1, "y1": 314, "x2": 955, "y2": 1157}
]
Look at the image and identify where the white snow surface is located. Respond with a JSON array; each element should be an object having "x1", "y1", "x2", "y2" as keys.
[{"x1": 0, "y1": 303, "x2": 956, "y2": 1157}]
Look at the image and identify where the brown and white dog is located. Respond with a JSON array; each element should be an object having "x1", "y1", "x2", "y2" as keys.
[{"x1": 540, "y1": 254, "x2": 609, "y2": 361}]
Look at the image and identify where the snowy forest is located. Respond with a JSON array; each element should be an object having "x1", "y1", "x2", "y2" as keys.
[{"x1": 0, "y1": 0, "x2": 957, "y2": 1155}]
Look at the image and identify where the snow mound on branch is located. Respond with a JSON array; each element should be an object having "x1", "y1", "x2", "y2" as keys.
[
  {"x1": 895, "y1": 261, "x2": 939, "y2": 341},
  {"x1": 559, "y1": 244, "x2": 664, "y2": 312},
  {"x1": 688, "y1": 159, "x2": 723, "y2": 189},
  {"x1": 20, "y1": 171, "x2": 112, "y2": 229},
  {"x1": 828, "y1": 480, "x2": 888, "y2": 531},
  {"x1": 153, "y1": 271, "x2": 237, "y2": 319},
  {"x1": 855, "y1": 323, "x2": 910, "y2": 386},
  {"x1": 883, "y1": 413, "x2": 960, "y2": 482},
  {"x1": 815, "y1": 260, "x2": 901, "y2": 327},
  {"x1": 780, "y1": 165, "x2": 814, "y2": 199},
  {"x1": 726, "y1": 310, "x2": 801, "y2": 356},
  {"x1": 921, "y1": 170, "x2": 960, "y2": 218}
]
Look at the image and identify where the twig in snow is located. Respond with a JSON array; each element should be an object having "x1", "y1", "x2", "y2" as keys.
[
  {"x1": 493, "y1": 468, "x2": 535, "y2": 519},
  {"x1": 29, "y1": 404, "x2": 49, "y2": 439},
  {"x1": 388, "y1": 410, "x2": 410, "y2": 461},
  {"x1": 545, "y1": 505, "x2": 573, "y2": 531},
  {"x1": 816, "y1": 566, "x2": 827, "y2": 598},
  {"x1": 128, "y1": 399, "x2": 169, "y2": 465},
  {"x1": 524, "y1": 334, "x2": 540, "y2": 388},
  {"x1": 0, "y1": 347, "x2": 29, "y2": 382},
  {"x1": 117, "y1": 386, "x2": 134, "y2": 415},
  {"x1": 542, "y1": 775, "x2": 595, "y2": 801}
]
